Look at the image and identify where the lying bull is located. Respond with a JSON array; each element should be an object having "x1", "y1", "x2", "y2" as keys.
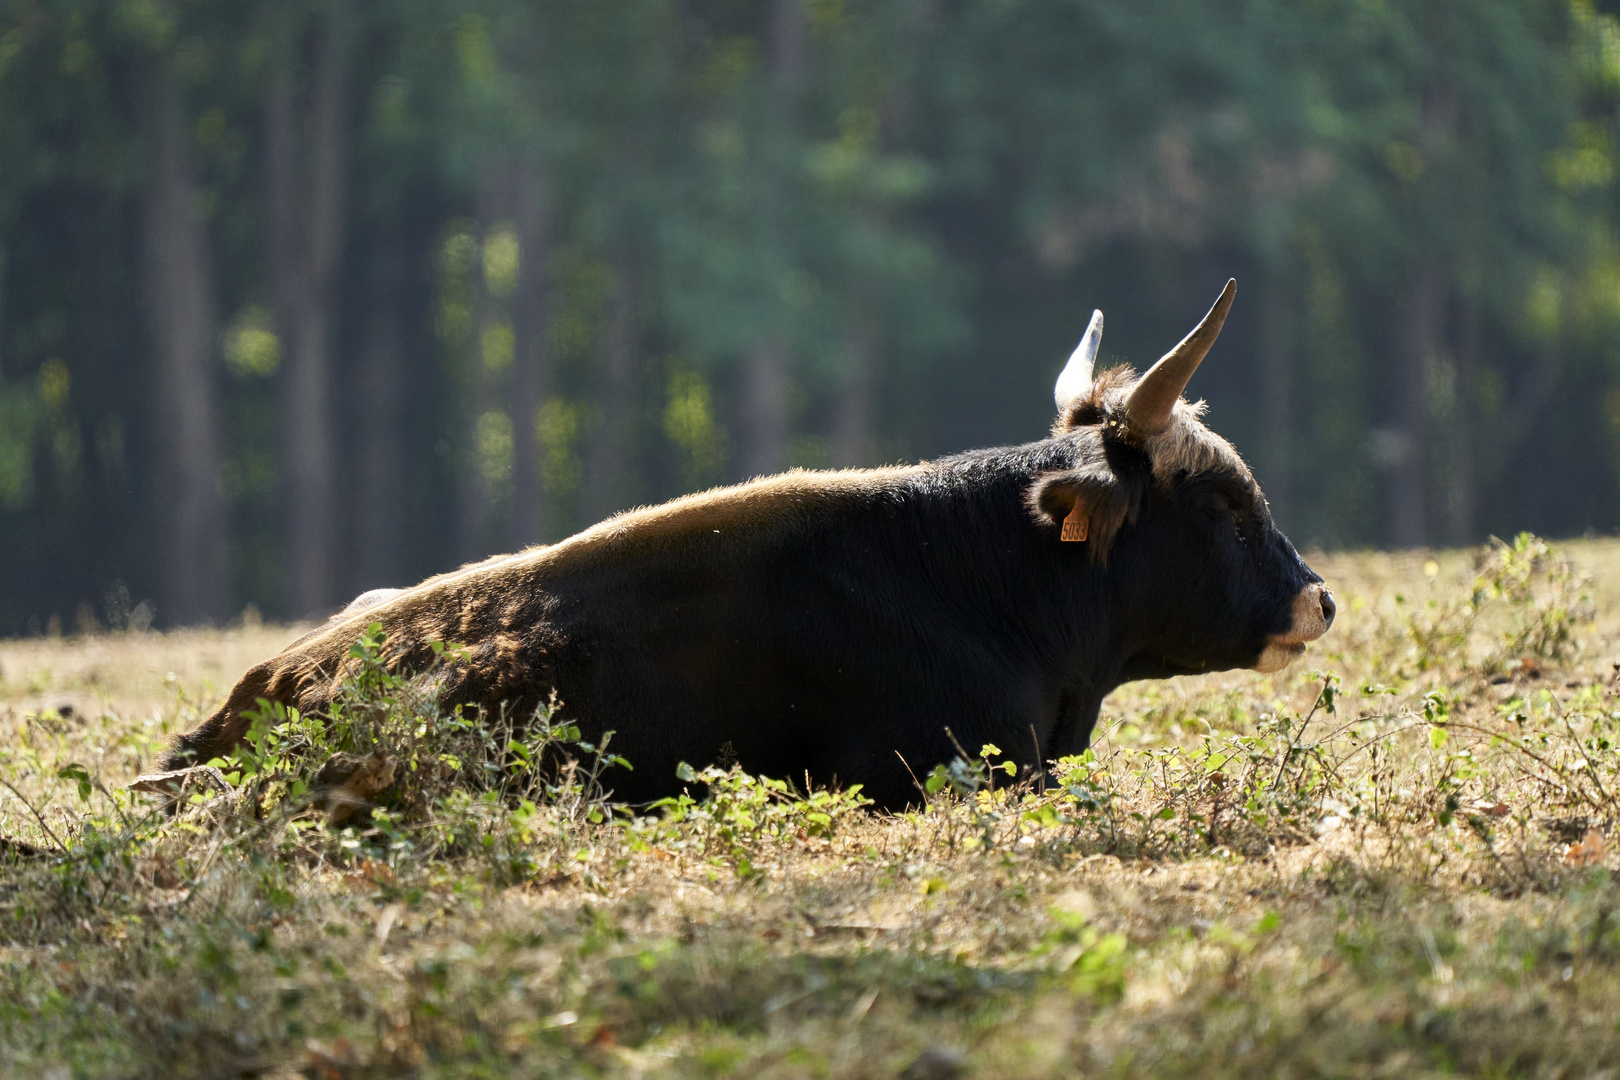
[{"x1": 167, "y1": 280, "x2": 1333, "y2": 809}]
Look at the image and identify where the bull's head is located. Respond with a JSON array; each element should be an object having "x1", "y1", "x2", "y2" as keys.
[{"x1": 1032, "y1": 280, "x2": 1334, "y2": 674}]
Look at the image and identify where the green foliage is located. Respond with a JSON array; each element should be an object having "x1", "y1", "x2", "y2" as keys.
[
  {"x1": 640, "y1": 763, "x2": 870, "y2": 879},
  {"x1": 220, "y1": 306, "x2": 280, "y2": 377},
  {"x1": 923, "y1": 740, "x2": 1016, "y2": 800},
  {"x1": 1398, "y1": 532, "x2": 1592, "y2": 677},
  {"x1": 663, "y1": 368, "x2": 729, "y2": 488}
]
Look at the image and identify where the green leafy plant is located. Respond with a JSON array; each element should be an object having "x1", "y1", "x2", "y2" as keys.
[{"x1": 641, "y1": 764, "x2": 870, "y2": 878}]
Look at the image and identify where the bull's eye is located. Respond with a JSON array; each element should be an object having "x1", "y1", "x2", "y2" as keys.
[
  {"x1": 1200, "y1": 501, "x2": 1244, "y2": 541},
  {"x1": 1208, "y1": 491, "x2": 1250, "y2": 541}
]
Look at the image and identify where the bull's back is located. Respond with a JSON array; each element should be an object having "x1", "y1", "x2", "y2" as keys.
[{"x1": 167, "y1": 465, "x2": 1051, "y2": 803}]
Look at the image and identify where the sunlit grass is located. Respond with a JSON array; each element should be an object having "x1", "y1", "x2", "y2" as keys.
[{"x1": 5, "y1": 535, "x2": 1620, "y2": 1077}]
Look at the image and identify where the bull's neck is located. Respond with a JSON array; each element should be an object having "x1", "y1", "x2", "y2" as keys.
[{"x1": 896, "y1": 460, "x2": 1131, "y2": 684}]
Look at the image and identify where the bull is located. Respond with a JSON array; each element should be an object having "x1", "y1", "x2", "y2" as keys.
[{"x1": 166, "y1": 280, "x2": 1333, "y2": 809}]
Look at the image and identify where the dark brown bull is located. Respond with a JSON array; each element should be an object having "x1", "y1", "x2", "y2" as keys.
[{"x1": 167, "y1": 280, "x2": 1333, "y2": 809}]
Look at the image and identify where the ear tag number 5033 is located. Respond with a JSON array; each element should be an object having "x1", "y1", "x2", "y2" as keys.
[{"x1": 1061, "y1": 503, "x2": 1088, "y2": 542}]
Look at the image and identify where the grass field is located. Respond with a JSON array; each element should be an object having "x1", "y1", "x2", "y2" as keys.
[{"x1": 5, "y1": 536, "x2": 1620, "y2": 1078}]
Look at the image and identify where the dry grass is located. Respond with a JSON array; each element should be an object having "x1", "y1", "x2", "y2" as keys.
[{"x1": 5, "y1": 536, "x2": 1620, "y2": 1078}]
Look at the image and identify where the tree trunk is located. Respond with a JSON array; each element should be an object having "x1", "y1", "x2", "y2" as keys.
[
  {"x1": 267, "y1": 2, "x2": 349, "y2": 618},
  {"x1": 1389, "y1": 262, "x2": 1442, "y2": 549},
  {"x1": 832, "y1": 301, "x2": 879, "y2": 468},
  {"x1": 456, "y1": 162, "x2": 504, "y2": 564},
  {"x1": 0, "y1": 242, "x2": 7, "y2": 376},
  {"x1": 584, "y1": 254, "x2": 638, "y2": 523},
  {"x1": 1258, "y1": 262, "x2": 1293, "y2": 522},
  {"x1": 735, "y1": 0, "x2": 805, "y2": 480},
  {"x1": 352, "y1": 240, "x2": 404, "y2": 592},
  {"x1": 768, "y1": 0, "x2": 806, "y2": 97},
  {"x1": 140, "y1": 60, "x2": 226, "y2": 626},
  {"x1": 1446, "y1": 298, "x2": 1479, "y2": 545},
  {"x1": 1386, "y1": 77, "x2": 1459, "y2": 550},
  {"x1": 509, "y1": 158, "x2": 552, "y2": 548},
  {"x1": 738, "y1": 341, "x2": 788, "y2": 476}
]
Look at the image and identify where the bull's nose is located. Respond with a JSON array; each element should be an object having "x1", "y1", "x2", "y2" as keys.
[{"x1": 1319, "y1": 587, "x2": 1336, "y2": 628}]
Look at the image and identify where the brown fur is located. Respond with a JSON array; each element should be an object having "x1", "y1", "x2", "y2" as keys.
[{"x1": 1056, "y1": 366, "x2": 1252, "y2": 484}]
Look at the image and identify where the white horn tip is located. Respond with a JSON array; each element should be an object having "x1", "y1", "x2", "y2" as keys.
[{"x1": 1053, "y1": 309, "x2": 1105, "y2": 410}]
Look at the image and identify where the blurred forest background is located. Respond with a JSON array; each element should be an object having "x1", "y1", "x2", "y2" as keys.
[{"x1": 3, "y1": 0, "x2": 1620, "y2": 633}]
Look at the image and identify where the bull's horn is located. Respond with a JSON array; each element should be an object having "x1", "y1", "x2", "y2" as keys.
[
  {"x1": 1053, "y1": 309, "x2": 1104, "y2": 410},
  {"x1": 1124, "y1": 279, "x2": 1236, "y2": 434}
]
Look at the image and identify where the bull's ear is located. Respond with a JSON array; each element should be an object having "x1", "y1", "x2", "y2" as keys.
[{"x1": 1028, "y1": 466, "x2": 1140, "y2": 564}]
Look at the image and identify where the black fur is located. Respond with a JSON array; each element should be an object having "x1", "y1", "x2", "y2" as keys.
[{"x1": 548, "y1": 436, "x2": 1313, "y2": 807}]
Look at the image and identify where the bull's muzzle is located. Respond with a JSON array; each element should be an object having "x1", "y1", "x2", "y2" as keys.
[{"x1": 1254, "y1": 583, "x2": 1335, "y2": 673}]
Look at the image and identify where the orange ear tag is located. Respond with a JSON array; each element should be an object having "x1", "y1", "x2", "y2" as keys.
[{"x1": 1061, "y1": 503, "x2": 1089, "y2": 542}]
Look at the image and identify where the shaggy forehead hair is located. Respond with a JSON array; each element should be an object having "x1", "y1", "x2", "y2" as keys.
[{"x1": 1057, "y1": 366, "x2": 1254, "y2": 484}]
